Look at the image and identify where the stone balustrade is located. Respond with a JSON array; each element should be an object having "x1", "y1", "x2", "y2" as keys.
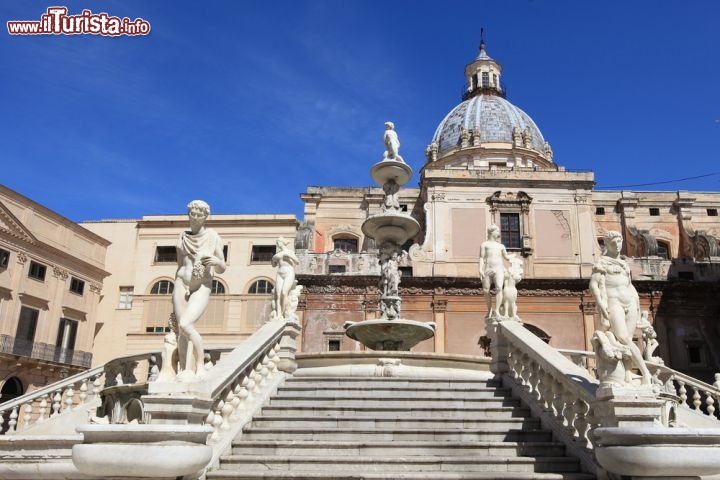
[{"x1": 487, "y1": 317, "x2": 600, "y2": 474}]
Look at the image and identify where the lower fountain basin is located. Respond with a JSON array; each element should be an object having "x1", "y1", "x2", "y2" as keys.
[
  {"x1": 345, "y1": 318, "x2": 436, "y2": 351},
  {"x1": 593, "y1": 426, "x2": 720, "y2": 478}
]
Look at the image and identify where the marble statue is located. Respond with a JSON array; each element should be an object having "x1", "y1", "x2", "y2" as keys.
[
  {"x1": 512, "y1": 127, "x2": 522, "y2": 147},
  {"x1": 382, "y1": 122, "x2": 404, "y2": 162},
  {"x1": 271, "y1": 237, "x2": 299, "y2": 320},
  {"x1": 479, "y1": 224, "x2": 514, "y2": 318},
  {"x1": 589, "y1": 230, "x2": 651, "y2": 386},
  {"x1": 713, "y1": 373, "x2": 720, "y2": 390},
  {"x1": 500, "y1": 256, "x2": 523, "y2": 320},
  {"x1": 383, "y1": 180, "x2": 401, "y2": 211},
  {"x1": 172, "y1": 200, "x2": 226, "y2": 382},
  {"x1": 286, "y1": 283, "x2": 303, "y2": 322},
  {"x1": 638, "y1": 311, "x2": 663, "y2": 364}
]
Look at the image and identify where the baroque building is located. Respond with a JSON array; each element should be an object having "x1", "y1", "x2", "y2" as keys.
[
  {"x1": 294, "y1": 41, "x2": 720, "y2": 383},
  {"x1": 0, "y1": 185, "x2": 109, "y2": 402}
]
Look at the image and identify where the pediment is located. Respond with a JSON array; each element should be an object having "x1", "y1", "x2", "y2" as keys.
[{"x1": 0, "y1": 201, "x2": 36, "y2": 244}]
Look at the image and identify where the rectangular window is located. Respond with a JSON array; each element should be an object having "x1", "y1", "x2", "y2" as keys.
[
  {"x1": 708, "y1": 208, "x2": 718, "y2": 216},
  {"x1": 678, "y1": 271, "x2": 694, "y2": 281},
  {"x1": 154, "y1": 246, "x2": 177, "y2": 263},
  {"x1": 595, "y1": 207, "x2": 606, "y2": 215},
  {"x1": 0, "y1": 248, "x2": 9, "y2": 269},
  {"x1": 481, "y1": 71, "x2": 489, "y2": 87},
  {"x1": 14, "y1": 306, "x2": 38, "y2": 355},
  {"x1": 399, "y1": 266, "x2": 413, "y2": 277},
  {"x1": 500, "y1": 213, "x2": 522, "y2": 249},
  {"x1": 69, "y1": 277, "x2": 85, "y2": 295},
  {"x1": 28, "y1": 260, "x2": 46, "y2": 281},
  {"x1": 328, "y1": 339, "x2": 341, "y2": 351},
  {"x1": 251, "y1": 245, "x2": 275, "y2": 263},
  {"x1": 657, "y1": 242, "x2": 670, "y2": 260},
  {"x1": 333, "y1": 238, "x2": 358, "y2": 253},
  {"x1": 649, "y1": 208, "x2": 660, "y2": 216},
  {"x1": 329, "y1": 265, "x2": 346, "y2": 274},
  {"x1": 687, "y1": 344, "x2": 705, "y2": 366},
  {"x1": 56, "y1": 318, "x2": 78, "y2": 351},
  {"x1": 118, "y1": 286, "x2": 134, "y2": 310},
  {"x1": 145, "y1": 326, "x2": 171, "y2": 333}
]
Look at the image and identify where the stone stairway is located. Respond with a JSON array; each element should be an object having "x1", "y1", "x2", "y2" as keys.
[{"x1": 208, "y1": 376, "x2": 596, "y2": 479}]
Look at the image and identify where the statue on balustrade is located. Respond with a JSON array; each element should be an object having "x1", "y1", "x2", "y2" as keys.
[
  {"x1": 271, "y1": 237, "x2": 299, "y2": 320},
  {"x1": 501, "y1": 256, "x2": 524, "y2": 321},
  {"x1": 589, "y1": 230, "x2": 652, "y2": 386},
  {"x1": 172, "y1": 200, "x2": 226, "y2": 382},
  {"x1": 479, "y1": 224, "x2": 517, "y2": 319}
]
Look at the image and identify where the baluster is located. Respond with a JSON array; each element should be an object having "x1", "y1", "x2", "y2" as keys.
[
  {"x1": 37, "y1": 397, "x2": 48, "y2": 422},
  {"x1": 220, "y1": 388, "x2": 234, "y2": 430},
  {"x1": 210, "y1": 402, "x2": 223, "y2": 442},
  {"x1": 270, "y1": 343, "x2": 280, "y2": 374},
  {"x1": 551, "y1": 380, "x2": 565, "y2": 421},
  {"x1": 229, "y1": 380, "x2": 243, "y2": 421},
  {"x1": 79, "y1": 379, "x2": 88, "y2": 405},
  {"x1": 692, "y1": 387, "x2": 702, "y2": 411},
  {"x1": 253, "y1": 363, "x2": 263, "y2": 394},
  {"x1": 64, "y1": 385, "x2": 75, "y2": 412},
  {"x1": 22, "y1": 402, "x2": 33, "y2": 429},
  {"x1": 573, "y1": 399, "x2": 589, "y2": 442},
  {"x1": 520, "y1": 354, "x2": 531, "y2": 388},
  {"x1": 563, "y1": 391, "x2": 575, "y2": 431},
  {"x1": 529, "y1": 362, "x2": 540, "y2": 400},
  {"x1": 706, "y1": 392, "x2": 715, "y2": 417},
  {"x1": 8, "y1": 407, "x2": 18, "y2": 433},
  {"x1": 259, "y1": 355, "x2": 270, "y2": 387},
  {"x1": 92, "y1": 374, "x2": 102, "y2": 398},
  {"x1": 677, "y1": 381, "x2": 687, "y2": 406},
  {"x1": 246, "y1": 373, "x2": 256, "y2": 403},
  {"x1": 206, "y1": 410, "x2": 216, "y2": 443},
  {"x1": 52, "y1": 389, "x2": 62, "y2": 416},
  {"x1": 0, "y1": 409, "x2": 4, "y2": 432},
  {"x1": 540, "y1": 371, "x2": 554, "y2": 412}
]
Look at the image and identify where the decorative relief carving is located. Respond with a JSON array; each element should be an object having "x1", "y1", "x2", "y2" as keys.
[
  {"x1": 574, "y1": 193, "x2": 588, "y2": 204},
  {"x1": 551, "y1": 210, "x2": 571, "y2": 239},
  {"x1": 89, "y1": 283, "x2": 102, "y2": 294},
  {"x1": 52, "y1": 266, "x2": 69, "y2": 279},
  {"x1": 16, "y1": 251, "x2": 27, "y2": 264},
  {"x1": 431, "y1": 193, "x2": 446, "y2": 201},
  {"x1": 518, "y1": 289, "x2": 578, "y2": 297}
]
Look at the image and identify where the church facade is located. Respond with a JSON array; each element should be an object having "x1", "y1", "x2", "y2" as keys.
[{"x1": 292, "y1": 41, "x2": 720, "y2": 383}]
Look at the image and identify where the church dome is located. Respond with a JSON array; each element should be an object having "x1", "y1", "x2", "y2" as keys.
[
  {"x1": 424, "y1": 39, "x2": 554, "y2": 168},
  {"x1": 431, "y1": 95, "x2": 546, "y2": 154}
]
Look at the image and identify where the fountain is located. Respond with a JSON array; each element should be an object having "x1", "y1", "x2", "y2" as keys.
[{"x1": 344, "y1": 122, "x2": 436, "y2": 350}]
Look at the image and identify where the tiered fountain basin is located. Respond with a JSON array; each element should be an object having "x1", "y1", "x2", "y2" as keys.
[{"x1": 345, "y1": 318, "x2": 436, "y2": 351}]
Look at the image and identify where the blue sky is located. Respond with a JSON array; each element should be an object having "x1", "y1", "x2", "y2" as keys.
[{"x1": 2, "y1": 1, "x2": 719, "y2": 222}]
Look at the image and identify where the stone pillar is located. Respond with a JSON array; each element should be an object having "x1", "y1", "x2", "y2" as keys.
[
  {"x1": 431, "y1": 299, "x2": 447, "y2": 353},
  {"x1": 593, "y1": 385, "x2": 665, "y2": 429},
  {"x1": 487, "y1": 317, "x2": 518, "y2": 377},
  {"x1": 276, "y1": 320, "x2": 302, "y2": 374}
]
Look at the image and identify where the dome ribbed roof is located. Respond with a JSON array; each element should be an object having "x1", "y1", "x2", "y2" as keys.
[{"x1": 431, "y1": 94, "x2": 545, "y2": 155}]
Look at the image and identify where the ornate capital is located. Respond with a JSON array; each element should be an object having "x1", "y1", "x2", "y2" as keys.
[
  {"x1": 431, "y1": 299, "x2": 448, "y2": 312},
  {"x1": 89, "y1": 283, "x2": 102, "y2": 294},
  {"x1": 16, "y1": 251, "x2": 27, "y2": 264},
  {"x1": 52, "y1": 266, "x2": 69, "y2": 280}
]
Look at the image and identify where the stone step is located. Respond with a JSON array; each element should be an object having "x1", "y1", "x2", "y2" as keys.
[
  {"x1": 207, "y1": 472, "x2": 595, "y2": 480},
  {"x1": 229, "y1": 440, "x2": 567, "y2": 457},
  {"x1": 274, "y1": 386, "x2": 512, "y2": 399},
  {"x1": 268, "y1": 397, "x2": 521, "y2": 408},
  {"x1": 239, "y1": 427, "x2": 553, "y2": 442},
  {"x1": 284, "y1": 377, "x2": 498, "y2": 389},
  {"x1": 213, "y1": 455, "x2": 582, "y2": 473},
  {"x1": 259, "y1": 405, "x2": 531, "y2": 419},
  {"x1": 248, "y1": 415, "x2": 540, "y2": 430}
]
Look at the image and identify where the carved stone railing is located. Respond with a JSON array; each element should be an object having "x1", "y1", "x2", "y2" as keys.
[
  {"x1": 0, "y1": 348, "x2": 233, "y2": 435},
  {"x1": 72, "y1": 317, "x2": 301, "y2": 477},
  {"x1": 487, "y1": 318, "x2": 600, "y2": 474},
  {"x1": 560, "y1": 348, "x2": 720, "y2": 423}
]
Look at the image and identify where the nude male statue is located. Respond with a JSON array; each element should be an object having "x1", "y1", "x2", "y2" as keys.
[
  {"x1": 479, "y1": 224, "x2": 513, "y2": 318},
  {"x1": 172, "y1": 200, "x2": 226, "y2": 381},
  {"x1": 382, "y1": 122, "x2": 404, "y2": 162},
  {"x1": 589, "y1": 230, "x2": 651, "y2": 385}
]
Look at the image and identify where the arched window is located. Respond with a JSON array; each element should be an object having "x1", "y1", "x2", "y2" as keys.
[
  {"x1": 211, "y1": 279, "x2": 226, "y2": 295},
  {"x1": 248, "y1": 279, "x2": 273, "y2": 294},
  {"x1": 657, "y1": 240, "x2": 670, "y2": 260},
  {"x1": 333, "y1": 236, "x2": 358, "y2": 253},
  {"x1": 150, "y1": 280, "x2": 174, "y2": 295},
  {"x1": 1, "y1": 376, "x2": 23, "y2": 402}
]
